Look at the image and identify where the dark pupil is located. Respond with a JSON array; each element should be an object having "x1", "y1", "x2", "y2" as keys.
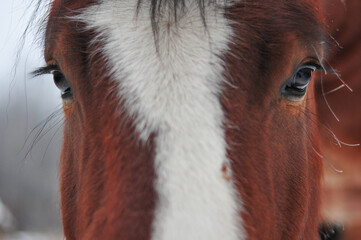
[
  {"x1": 53, "y1": 71, "x2": 71, "y2": 94},
  {"x1": 293, "y1": 68, "x2": 314, "y2": 90}
]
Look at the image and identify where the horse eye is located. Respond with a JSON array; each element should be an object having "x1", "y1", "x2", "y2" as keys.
[
  {"x1": 281, "y1": 64, "x2": 318, "y2": 100},
  {"x1": 52, "y1": 71, "x2": 73, "y2": 100},
  {"x1": 289, "y1": 65, "x2": 316, "y2": 91}
]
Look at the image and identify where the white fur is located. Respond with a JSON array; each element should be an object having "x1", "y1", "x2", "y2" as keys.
[{"x1": 79, "y1": 1, "x2": 245, "y2": 239}]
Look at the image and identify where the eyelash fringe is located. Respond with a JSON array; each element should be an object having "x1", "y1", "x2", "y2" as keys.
[{"x1": 31, "y1": 65, "x2": 59, "y2": 77}]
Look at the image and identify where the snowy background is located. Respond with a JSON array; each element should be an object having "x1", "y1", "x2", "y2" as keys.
[{"x1": 0, "y1": 0, "x2": 63, "y2": 238}]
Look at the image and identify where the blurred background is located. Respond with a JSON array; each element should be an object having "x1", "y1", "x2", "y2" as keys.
[{"x1": 0, "y1": 0, "x2": 63, "y2": 239}]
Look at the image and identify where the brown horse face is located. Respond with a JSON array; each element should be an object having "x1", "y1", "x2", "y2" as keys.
[
  {"x1": 223, "y1": 2, "x2": 325, "y2": 238},
  {"x1": 41, "y1": 0, "x2": 325, "y2": 239}
]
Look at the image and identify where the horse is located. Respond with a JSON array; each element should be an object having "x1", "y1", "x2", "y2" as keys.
[
  {"x1": 316, "y1": 0, "x2": 361, "y2": 239},
  {"x1": 34, "y1": 0, "x2": 329, "y2": 239}
]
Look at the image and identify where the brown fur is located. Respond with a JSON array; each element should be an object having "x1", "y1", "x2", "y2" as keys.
[
  {"x1": 47, "y1": 2, "x2": 156, "y2": 239},
  {"x1": 43, "y1": 0, "x2": 327, "y2": 239},
  {"x1": 223, "y1": 2, "x2": 324, "y2": 238}
]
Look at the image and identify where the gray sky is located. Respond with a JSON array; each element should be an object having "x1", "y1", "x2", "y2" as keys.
[
  {"x1": 0, "y1": 0, "x2": 63, "y2": 233},
  {"x1": 0, "y1": 0, "x2": 61, "y2": 115}
]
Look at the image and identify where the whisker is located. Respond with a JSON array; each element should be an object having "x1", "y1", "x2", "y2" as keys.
[
  {"x1": 328, "y1": 127, "x2": 360, "y2": 148},
  {"x1": 33, "y1": 117, "x2": 64, "y2": 148},
  {"x1": 338, "y1": 141, "x2": 360, "y2": 147},
  {"x1": 328, "y1": 67, "x2": 353, "y2": 92},
  {"x1": 325, "y1": 84, "x2": 345, "y2": 95},
  {"x1": 320, "y1": 73, "x2": 340, "y2": 122},
  {"x1": 310, "y1": 145, "x2": 324, "y2": 159},
  {"x1": 326, "y1": 161, "x2": 344, "y2": 174},
  {"x1": 323, "y1": 154, "x2": 344, "y2": 173},
  {"x1": 301, "y1": 107, "x2": 360, "y2": 147},
  {"x1": 22, "y1": 106, "x2": 64, "y2": 160},
  {"x1": 314, "y1": 48, "x2": 353, "y2": 92},
  {"x1": 312, "y1": 45, "x2": 328, "y2": 74},
  {"x1": 298, "y1": 108, "x2": 344, "y2": 174},
  {"x1": 311, "y1": 44, "x2": 342, "y2": 121},
  {"x1": 294, "y1": 111, "x2": 322, "y2": 153},
  {"x1": 327, "y1": 33, "x2": 343, "y2": 50},
  {"x1": 312, "y1": 45, "x2": 352, "y2": 92},
  {"x1": 41, "y1": 122, "x2": 64, "y2": 163},
  {"x1": 19, "y1": 105, "x2": 63, "y2": 153}
]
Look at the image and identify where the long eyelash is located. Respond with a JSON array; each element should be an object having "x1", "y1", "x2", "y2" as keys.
[
  {"x1": 31, "y1": 65, "x2": 59, "y2": 77},
  {"x1": 306, "y1": 62, "x2": 322, "y2": 70},
  {"x1": 317, "y1": 66, "x2": 335, "y2": 74},
  {"x1": 302, "y1": 60, "x2": 334, "y2": 74}
]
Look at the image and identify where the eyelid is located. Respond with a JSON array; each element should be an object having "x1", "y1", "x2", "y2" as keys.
[
  {"x1": 298, "y1": 64, "x2": 318, "y2": 71},
  {"x1": 300, "y1": 58, "x2": 337, "y2": 74},
  {"x1": 301, "y1": 61, "x2": 322, "y2": 70},
  {"x1": 305, "y1": 62, "x2": 336, "y2": 74}
]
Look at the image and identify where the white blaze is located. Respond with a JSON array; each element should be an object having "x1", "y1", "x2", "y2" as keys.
[{"x1": 79, "y1": 0, "x2": 245, "y2": 239}]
